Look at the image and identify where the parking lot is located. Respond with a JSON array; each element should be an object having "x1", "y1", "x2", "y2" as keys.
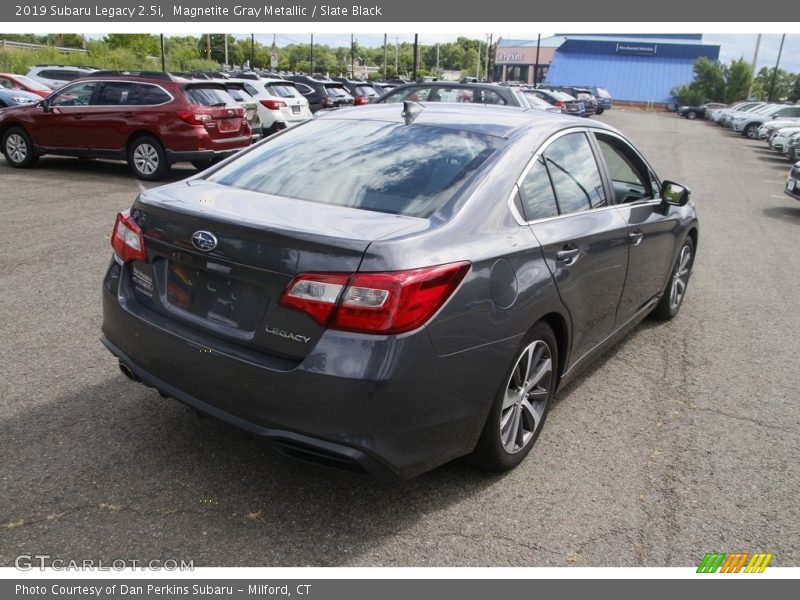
[{"x1": 1, "y1": 109, "x2": 798, "y2": 567}]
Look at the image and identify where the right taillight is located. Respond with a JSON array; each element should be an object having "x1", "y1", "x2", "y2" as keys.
[
  {"x1": 260, "y1": 99, "x2": 287, "y2": 110},
  {"x1": 111, "y1": 210, "x2": 146, "y2": 263},
  {"x1": 279, "y1": 262, "x2": 470, "y2": 335},
  {"x1": 555, "y1": 101, "x2": 565, "y2": 108}
]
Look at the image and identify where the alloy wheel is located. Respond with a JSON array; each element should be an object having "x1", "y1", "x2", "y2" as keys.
[
  {"x1": 133, "y1": 143, "x2": 159, "y2": 175},
  {"x1": 499, "y1": 340, "x2": 552, "y2": 454},
  {"x1": 6, "y1": 133, "x2": 27, "y2": 164},
  {"x1": 669, "y1": 244, "x2": 692, "y2": 311}
]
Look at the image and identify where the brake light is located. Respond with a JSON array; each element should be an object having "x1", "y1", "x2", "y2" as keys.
[
  {"x1": 353, "y1": 95, "x2": 368, "y2": 106},
  {"x1": 260, "y1": 99, "x2": 287, "y2": 110},
  {"x1": 176, "y1": 111, "x2": 213, "y2": 126},
  {"x1": 279, "y1": 262, "x2": 470, "y2": 334},
  {"x1": 555, "y1": 101, "x2": 565, "y2": 108},
  {"x1": 111, "y1": 211, "x2": 146, "y2": 263}
]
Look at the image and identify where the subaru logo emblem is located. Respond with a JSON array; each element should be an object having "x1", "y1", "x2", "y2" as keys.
[{"x1": 191, "y1": 230, "x2": 217, "y2": 252}]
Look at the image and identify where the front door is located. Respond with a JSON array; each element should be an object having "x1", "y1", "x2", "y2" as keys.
[{"x1": 33, "y1": 81, "x2": 98, "y2": 149}]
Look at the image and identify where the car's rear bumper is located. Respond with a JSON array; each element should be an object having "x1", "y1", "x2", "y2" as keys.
[
  {"x1": 166, "y1": 145, "x2": 246, "y2": 164},
  {"x1": 101, "y1": 261, "x2": 514, "y2": 480}
]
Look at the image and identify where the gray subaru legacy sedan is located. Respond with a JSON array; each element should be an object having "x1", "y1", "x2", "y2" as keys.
[{"x1": 102, "y1": 102, "x2": 698, "y2": 480}]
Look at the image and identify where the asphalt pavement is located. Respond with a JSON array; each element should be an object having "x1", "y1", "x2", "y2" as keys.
[{"x1": 1, "y1": 110, "x2": 798, "y2": 567}]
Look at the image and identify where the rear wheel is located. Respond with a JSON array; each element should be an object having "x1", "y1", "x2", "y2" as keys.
[
  {"x1": 128, "y1": 136, "x2": 168, "y2": 181},
  {"x1": 471, "y1": 322, "x2": 558, "y2": 472},
  {"x1": 2, "y1": 127, "x2": 38, "y2": 168},
  {"x1": 596, "y1": 108, "x2": 604, "y2": 115},
  {"x1": 744, "y1": 124, "x2": 759, "y2": 139},
  {"x1": 651, "y1": 237, "x2": 694, "y2": 321},
  {"x1": 687, "y1": 110, "x2": 697, "y2": 120}
]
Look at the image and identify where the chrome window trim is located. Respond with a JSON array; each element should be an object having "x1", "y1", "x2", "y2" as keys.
[{"x1": 508, "y1": 126, "x2": 663, "y2": 227}]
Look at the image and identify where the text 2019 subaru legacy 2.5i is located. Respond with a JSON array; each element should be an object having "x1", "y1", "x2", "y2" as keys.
[{"x1": 102, "y1": 102, "x2": 698, "y2": 480}]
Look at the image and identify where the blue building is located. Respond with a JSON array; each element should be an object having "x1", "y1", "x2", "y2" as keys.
[{"x1": 495, "y1": 34, "x2": 721, "y2": 104}]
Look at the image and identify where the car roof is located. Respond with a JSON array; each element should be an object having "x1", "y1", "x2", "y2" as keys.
[{"x1": 313, "y1": 102, "x2": 614, "y2": 139}]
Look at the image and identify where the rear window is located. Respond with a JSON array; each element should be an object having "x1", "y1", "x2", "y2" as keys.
[
  {"x1": 225, "y1": 87, "x2": 248, "y2": 102},
  {"x1": 595, "y1": 88, "x2": 611, "y2": 98},
  {"x1": 264, "y1": 83, "x2": 298, "y2": 98},
  {"x1": 324, "y1": 85, "x2": 350, "y2": 98},
  {"x1": 208, "y1": 119, "x2": 503, "y2": 218},
  {"x1": 14, "y1": 75, "x2": 51, "y2": 91},
  {"x1": 39, "y1": 70, "x2": 80, "y2": 80},
  {"x1": 185, "y1": 86, "x2": 234, "y2": 106}
]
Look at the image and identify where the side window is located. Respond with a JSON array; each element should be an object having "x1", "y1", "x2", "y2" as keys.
[
  {"x1": 384, "y1": 87, "x2": 432, "y2": 103},
  {"x1": 243, "y1": 82, "x2": 259, "y2": 96},
  {"x1": 519, "y1": 156, "x2": 560, "y2": 220},
  {"x1": 543, "y1": 132, "x2": 606, "y2": 214},
  {"x1": 294, "y1": 83, "x2": 314, "y2": 95},
  {"x1": 95, "y1": 81, "x2": 137, "y2": 105},
  {"x1": 0, "y1": 79, "x2": 12, "y2": 89},
  {"x1": 478, "y1": 89, "x2": 506, "y2": 105},
  {"x1": 48, "y1": 82, "x2": 97, "y2": 107},
  {"x1": 136, "y1": 84, "x2": 171, "y2": 105},
  {"x1": 594, "y1": 133, "x2": 653, "y2": 203}
]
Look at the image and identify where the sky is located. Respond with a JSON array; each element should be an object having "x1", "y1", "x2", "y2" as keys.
[{"x1": 240, "y1": 33, "x2": 800, "y2": 74}]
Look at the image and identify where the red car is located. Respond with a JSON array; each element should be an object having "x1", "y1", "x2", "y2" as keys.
[
  {"x1": 0, "y1": 73, "x2": 53, "y2": 98},
  {"x1": 0, "y1": 71, "x2": 251, "y2": 180}
]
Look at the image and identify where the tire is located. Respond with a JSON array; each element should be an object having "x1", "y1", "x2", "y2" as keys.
[
  {"x1": 2, "y1": 127, "x2": 38, "y2": 168},
  {"x1": 595, "y1": 108, "x2": 604, "y2": 115},
  {"x1": 471, "y1": 322, "x2": 558, "y2": 472},
  {"x1": 128, "y1": 135, "x2": 168, "y2": 181},
  {"x1": 651, "y1": 236, "x2": 695, "y2": 321},
  {"x1": 744, "y1": 124, "x2": 759, "y2": 139},
  {"x1": 687, "y1": 111, "x2": 697, "y2": 120}
]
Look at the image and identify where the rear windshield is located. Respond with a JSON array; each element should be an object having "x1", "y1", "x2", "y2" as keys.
[
  {"x1": 207, "y1": 119, "x2": 504, "y2": 218},
  {"x1": 185, "y1": 86, "x2": 233, "y2": 106},
  {"x1": 14, "y1": 75, "x2": 51, "y2": 91},
  {"x1": 355, "y1": 85, "x2": 378, "y2": 97},
  {"x1": 550, "y1": 91, "x2": 576, "y2": 101},
  {"x1": 595, "y1": 88, "x2": 611, "y2": 97},
  {"x1": 225, "y1": 87, "x2": 248, "y2": 102},
  {"x1": 264, "y1": 83, "x2": 298, "y2": 98},
  {"x1": 324, "y1": 85, "x2": 350, "y2": 98}
]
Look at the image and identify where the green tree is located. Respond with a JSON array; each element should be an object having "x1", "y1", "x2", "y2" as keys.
[
  {"x1": 723, "y1": 58, "x2": 752, "y2": 103},
  {"x1": 104, "y1": 34, "x2": 159, "y2": 58}
]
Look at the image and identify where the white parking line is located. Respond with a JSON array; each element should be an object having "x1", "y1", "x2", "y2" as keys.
[
  {"x1": 763, "y1": 180, "x2": 786, "y2": 184},
  {"x1": 770, "y1": 195, "x2": 786, "y2": 199}
]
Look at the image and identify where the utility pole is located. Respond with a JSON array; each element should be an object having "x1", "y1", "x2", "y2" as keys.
[
  {"x1": 206, "y1": 34, "x2": 211, "y2": 60},
  {"x1": 351, "y1": 34, "x2": 355, "y2": 78},
  {"x1": 413, "y1": 34, "x2": 418, "y2": 80},
  {"x1": 768, "y1": 34, "x2": 786, "y2": 102},
  {"x1": 534, "y1": 33, "x2": 541, "y2": 85},
  {"x1": 160, "y1": 34, "x2": 166, "y2": 72},
  {"x1": 224, "y1": 34, "x2": 228, "y2": 67},
  {"x1": 477, "y1": 41, "x2": 481, "y2": 80},
  {"x1": 747, "y1": 33, "x2": 761, "y2": 100},
  {"x1": 395, "y1": 37, "x2": 399, "y2": 76},
  {"x1": 436, "y1": 43, "x2": 440, "y2": 78},
  {"x1": 383, "y1": 34, "x2": 388, "y2": 77},
  {"x1": 484, "y1": 34, "x2": 491, "y2": 81},
  {"x1": 310, "y1": 34, "x2": 314, "y2": 74},
  {"x1": 250, "y1": 34, "x2": 254, "y2": 69}
]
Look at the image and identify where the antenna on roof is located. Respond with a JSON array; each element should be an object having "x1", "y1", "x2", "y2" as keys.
[{"x1": 401, "y1": 101, "x2": 424, "y2": 125}]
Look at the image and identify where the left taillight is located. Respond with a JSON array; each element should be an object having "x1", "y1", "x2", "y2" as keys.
[
  {"x1": 279, "y1": 262, "x2": 470, "y2": 335},
  {"x1": 111, "y1": 210, "x2": 146, "y2": 263}
]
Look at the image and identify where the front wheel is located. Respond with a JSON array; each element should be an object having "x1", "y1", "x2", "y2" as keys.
[
  {"x1": 128, "y1": 136, "x2": 168, "y2": 181},
  {"x1": 595, "y1": 108, "x2": 604, "y2": 115},
  {"x1": 744, "y1": 124, "x2": 759, "y2": 139},
  {"x1": 687, "y1": 110, "x2": 697, "y2": 120},
  {"x1": 651, "y1": 237, "x2": 695, "y2": 321},
  {"x1": 2, "y1": 127, "x2": 38, "y2": 168},
  {"x1": 471, "y1": 322, "x2": 558, "y2": 472}
]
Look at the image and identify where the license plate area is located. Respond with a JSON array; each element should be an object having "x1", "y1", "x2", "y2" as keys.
[
  {"x1": 166, "y1": 262, "x2": 267, "y2": 331},
  {"x1": 218, "y1": 118, "x2": 240, "y2": 132},
  {"x1": 788, "y1": 179, "x2": 796, "y2": 192},
  {"x1": 292, "y1": 105, "x2": 301, "y2": 114}
]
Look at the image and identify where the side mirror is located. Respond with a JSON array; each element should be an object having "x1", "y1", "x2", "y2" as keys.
[
  {"x1": 660, "y1": 180, "x2": 690, "y2": 207},
  {"x1": 39, "y1": 98, "x2": 50, "y2": 112}
]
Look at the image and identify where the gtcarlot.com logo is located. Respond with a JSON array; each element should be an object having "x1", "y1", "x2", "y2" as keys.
[
  {"x1": 15, "y1": 554, "x2": 193, "y2": 571},
  {"x1": 696, "y1": 552, "x2": 773, "y2": 573}
]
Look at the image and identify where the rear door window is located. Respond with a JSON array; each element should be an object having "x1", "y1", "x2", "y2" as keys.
[
  {"x1": 542, "y1": 132, "x2": 606, "y2": 213},
  {"x1": 519, "y1": 157, "x2": 560, "y2": 220},
  {"x1": 95, "y1": 81, "x2": 138, "y2": 105},
  {"x1": 382, "y1": 86, "x2": 433, "y2": 102}
]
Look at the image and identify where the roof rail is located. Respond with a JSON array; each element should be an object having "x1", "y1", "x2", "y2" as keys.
[{"x1": 92, "y1": 70, "x2": 175, "y2": 81}]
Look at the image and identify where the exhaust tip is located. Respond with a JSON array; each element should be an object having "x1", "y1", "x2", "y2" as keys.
[{"x1": 118, "y1": 361, "x2": 139, "y2": 382}]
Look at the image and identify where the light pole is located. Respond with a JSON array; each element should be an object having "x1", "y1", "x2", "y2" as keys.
[{"x1": 768, "y1": 34, "x2": 786, "y2": 102}]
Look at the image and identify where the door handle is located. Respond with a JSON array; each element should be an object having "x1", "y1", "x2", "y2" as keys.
[
  {"x1": 628, "y1": 230, "x2": 644, "y2": 246},
  {"x1": 556, "y1": 247, "x2": 581, "y2": 264},
  {"x1": 71, "y1": 115, "x2": 85, "y2": 120}
]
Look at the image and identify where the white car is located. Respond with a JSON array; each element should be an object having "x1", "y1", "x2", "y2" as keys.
[
  {"x1": 769, "y1": 126, "x2": 800, "y2": 152},
  {"x1": 25, "y1": 65, "x2": 98, "y2": 90},
  {"x1": 233, "y1": 78, "x2": 312, "y2": 135}
]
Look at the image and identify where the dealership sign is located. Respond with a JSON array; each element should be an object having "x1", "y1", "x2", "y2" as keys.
[
  {"x1": 616, "y1": 43, "x2": 658, "y2": 56},
  {"x1": 497, "y1": 52, "x2": 525, "y2": 63}
]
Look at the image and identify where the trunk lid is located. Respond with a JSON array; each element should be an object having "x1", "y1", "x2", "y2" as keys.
[
  {"x1": 183, "y1": 83, "x2": 246, "y2": 139},
  {"x1": 125, "y1": 181, "x2": 425, "y2": 360}
]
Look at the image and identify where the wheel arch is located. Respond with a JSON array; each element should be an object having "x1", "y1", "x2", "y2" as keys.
[
  {"x1": 125, "y1": 130, "x2": 164, "y2": 158},
  {"x1": 537, "y1": 311, "x2": 571, "y2": 386}
]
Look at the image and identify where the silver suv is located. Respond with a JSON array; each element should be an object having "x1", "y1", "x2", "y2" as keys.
[{"x1": 25, "y1": 65, "x2": 99, "y2": 90}]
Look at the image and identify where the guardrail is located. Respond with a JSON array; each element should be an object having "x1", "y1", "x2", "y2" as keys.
[{"x1": 0, "y1": 39, "x2": 87, "y2": 54}]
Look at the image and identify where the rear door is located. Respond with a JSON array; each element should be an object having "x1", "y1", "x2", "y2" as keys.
[
  {"x1": 84, "y1": 80, "x2": 140, "y2": 152},
  {"x1": 33, "y1": 81, "x2": 98, "y2": 148},
  {"x1": 521, "y1": 130, "x2": 629, "y2": 364}
]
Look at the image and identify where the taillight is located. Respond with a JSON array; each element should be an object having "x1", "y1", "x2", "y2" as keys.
[
  {"x1": 260, "y1": 99, "x2": 287, "y2": 110},
  {"x1": 555, "y1": 101, "x2": 565, "y2": 108},
  {"x1": 279, "y1": 262, "x2": 470, "y2": 334},
  {"x1": 353, "y1": 95, "x2": 368, "y2": 106},
  {"x1": 176, "y1": 111, "x2": 213, "y2": 126},
  {"x1": 111, "y1": 211, "x2": 146, "y2": 263}
]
